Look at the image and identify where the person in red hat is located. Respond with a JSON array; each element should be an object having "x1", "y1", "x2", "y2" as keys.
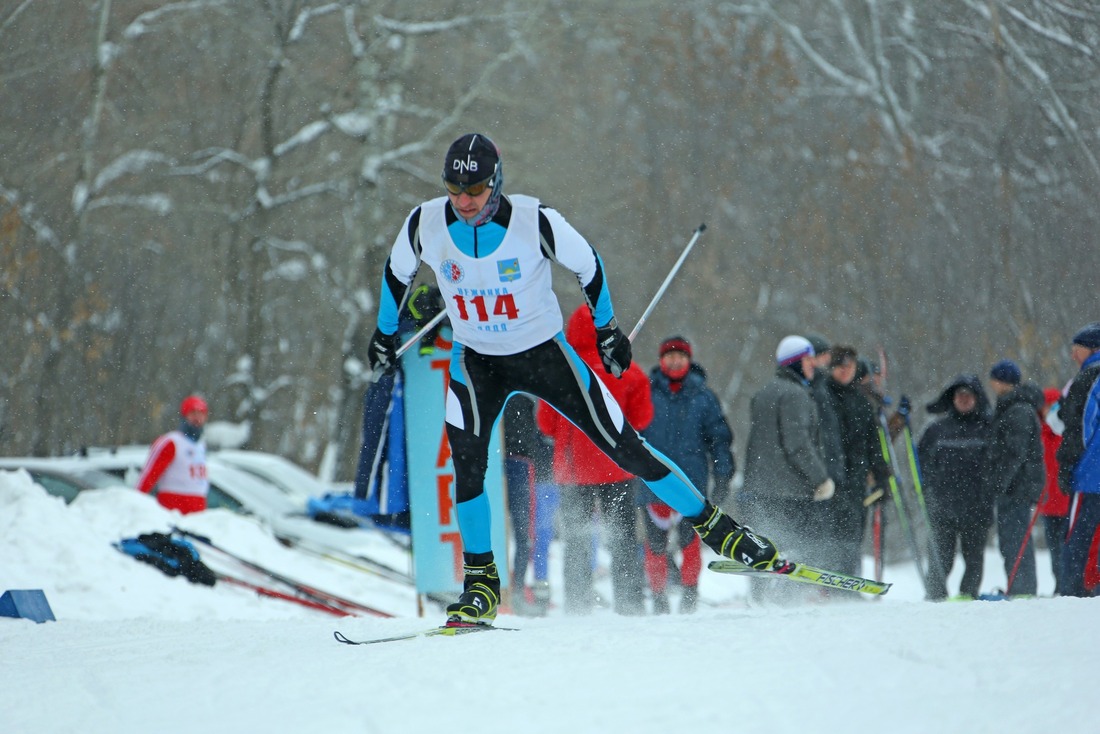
[
  {"x1": 136, "y1": 395, "x2": 210, "y2": 514},
  {"x1": 640, "y1": 336, "x2": 736, "y2": 614}
]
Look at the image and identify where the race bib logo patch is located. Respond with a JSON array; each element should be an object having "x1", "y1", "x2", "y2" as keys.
[
  {"x1": 440, "y1": 259, "x2": 465, "y2": 284},
  {"x1": 497, "y1": 258, "x2": 521, "y2": 282}
]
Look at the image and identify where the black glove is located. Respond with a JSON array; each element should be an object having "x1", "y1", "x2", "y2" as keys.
[
  {"x1": 367, "y1": 328, "x2": 399, "y2": 375},
  {"x1": 595, "y1": 319, "x2": 632, "y2": 378}
]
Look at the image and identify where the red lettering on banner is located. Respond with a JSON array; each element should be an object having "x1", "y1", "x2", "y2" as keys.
[
  {"x1": 436, "y1": 431, "x2": 452, "y2": 467},
  {"x1": 431, "y1": 359, "x2": 451, "y2": 395},
  {"x1": 441, "y1": 532, "x2": 463, "y2": 581},
  {"x1": 437, "y1": 474, "x2": 455, "y2": 525},
  {"x1": 432, "y1": 358, "x2": 453, "y2": 469}
]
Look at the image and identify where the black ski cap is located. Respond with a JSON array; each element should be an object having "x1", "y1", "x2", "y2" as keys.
[{"x1": 443, "y1": 133, "x2": 500, "y2": 185}]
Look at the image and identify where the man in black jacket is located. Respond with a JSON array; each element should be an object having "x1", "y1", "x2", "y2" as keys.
[
  {"x1": 984, "y1": 360, "x2": 1045, "y2": 596},
  {"x1": 919, "y1": 374, "x2": 992, "y2": 600},
  {"x1": 820, "y1": 346, "x2": 892, "y2": 579}
]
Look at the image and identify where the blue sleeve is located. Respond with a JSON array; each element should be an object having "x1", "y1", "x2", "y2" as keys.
[
  {"x1": 377, "y1": 207, "x2": 422, "y2": 335},
  {"x1": 585, "y1": 253, "x2": 615, "y2": 328},
  {"x1": 377, "y1": 258, "x2": 407, "y2": 336}
]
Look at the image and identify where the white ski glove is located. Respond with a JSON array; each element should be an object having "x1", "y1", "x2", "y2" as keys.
[{"x1": 813, "y1": 479, "x2": 835, "y2": 501}]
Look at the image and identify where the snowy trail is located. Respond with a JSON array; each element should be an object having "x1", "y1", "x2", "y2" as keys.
[
  {"x1": 4, "y1": 600, "x2": 1096, "y2": 734},
  {"x1": 2, "y1": 470, "x2": 1096, "y2": 733}
]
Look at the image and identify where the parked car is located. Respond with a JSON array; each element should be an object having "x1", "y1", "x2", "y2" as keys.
[
  {"x1": 57, "y1": 447, "x2": 399, "y2": 561},
  {"x1": 71, "y1": 447, "x2": 304, "y2": 517},
  {"x1": 0, "y1": 458, "x2": 130, "y2": 504},
  {"x1": 212, "y1": 450, "x2": 334, "y2": 505}
]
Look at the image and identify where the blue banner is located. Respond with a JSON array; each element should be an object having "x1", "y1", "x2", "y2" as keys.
[{"x1": 404, "y1": 332, "x2": 508, "y2": 596}]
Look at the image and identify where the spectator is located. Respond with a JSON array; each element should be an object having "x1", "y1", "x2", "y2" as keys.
[
  {"x1": 806, "y1": 333, "x2": 846, "y2": 514},
  {"x1": 1055, "y1": 322, "x2": 1100, "y2": 597},
  {"x1": 640, "y1": 336, "x2": 736, "y2": 614},
  {"x1": 503, "y1": 394, "x2": 557, "y2": 616},
  {"x1": 741, "y1": 335, "x2": 834, "y2": 602},
  {"x1": 984, "y1": 361, "x2": 1045, "y2": 597},
  {"x1": 537, "y1": 305, "x2": 650, "y2": 615},
  {"x1": 819, "y1": 346, "x2": 892, "y2": 579},
  {"x1": 136, "y1": 395, "x2": 210, "y2": 514},
  {"x1": 1038, "y1": 387, "x2": 1068, "y2": 593},
  {"x1": 805, "y1": 334, "x2": 833, "y2": 377},
  {"x1": 919, "y1": 374, "x2": 992, "y2": 600},
  {"x1": 854, "y1": 358, "x2": 905, "y2": 441}
]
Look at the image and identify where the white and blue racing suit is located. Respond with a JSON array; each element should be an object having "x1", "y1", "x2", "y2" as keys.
[{"x1": 377, "y1": 194, "x2": 707, "y2": 554}]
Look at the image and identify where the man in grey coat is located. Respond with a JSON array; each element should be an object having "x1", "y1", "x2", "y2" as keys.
[
  {"x1": 985, "y1": 360, "x2": 1045, "y2": 596},
  {"x1": 740, "y1": 335, "x2": 835, "y2": 586}
]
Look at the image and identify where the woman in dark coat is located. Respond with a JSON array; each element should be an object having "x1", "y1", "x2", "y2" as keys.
[{"x1": 918, "y1": 374, "x2": 992, "y2": 600}]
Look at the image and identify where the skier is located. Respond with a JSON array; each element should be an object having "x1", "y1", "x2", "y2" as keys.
[
  {"x1": 136, "y1": 395, "x2": 210, "y2": 514},
  {"x1": 366, "y1": 132, "x2": 780, "y2": 624}
]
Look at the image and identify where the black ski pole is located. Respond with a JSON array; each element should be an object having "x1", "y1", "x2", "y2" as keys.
[{"x1": 627, "y1": 223, "x2": 706, "y2": 343}]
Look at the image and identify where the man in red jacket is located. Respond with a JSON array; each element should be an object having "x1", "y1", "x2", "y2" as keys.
[
  {"x1": 1039, "y1": 387, "x2": 1069, "y2": 594},
  {"x1": 537, "y1": 306, "x2": 651, "y2": 615},
  {"x1": 136, "y1": 395, "x2": 210, "y2": 514}
]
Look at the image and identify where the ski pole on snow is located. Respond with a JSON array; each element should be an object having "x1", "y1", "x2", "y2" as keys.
[
  {"x1": 1006, "y1": 487, "x2": 1046, "y2": 595},
  {"x1": 627, "y1": 223, "x2": 706, "y2": 343}
]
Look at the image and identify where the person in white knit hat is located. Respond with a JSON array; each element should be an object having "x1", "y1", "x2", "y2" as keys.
[{"x1": 738, "y1": 336, "x2": 834, "y2": 603}]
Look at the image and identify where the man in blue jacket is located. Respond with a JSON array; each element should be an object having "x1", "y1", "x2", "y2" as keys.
[{"x1": 1057, "y1": 322, "x2": 1100, "y2": 597}]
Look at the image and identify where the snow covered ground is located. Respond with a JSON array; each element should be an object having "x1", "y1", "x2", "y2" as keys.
[{"x1": 2, "y1": 469, "x2": 1096, "y2": 734}]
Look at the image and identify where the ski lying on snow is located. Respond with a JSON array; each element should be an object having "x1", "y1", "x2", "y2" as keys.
[
  {"x1": 334, "y1": 622, "x2": 518, "y2": 645},
  {"x1": 708, "y1": 559, "x2": 892, "y2": 596},
  {"x1": 173, "y1": 527, "x2": 394, "y2": 618}
]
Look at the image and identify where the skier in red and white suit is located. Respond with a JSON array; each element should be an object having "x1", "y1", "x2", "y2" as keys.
[{"x1": 136, "y1": 395, "x2": 210, "y2": 514}]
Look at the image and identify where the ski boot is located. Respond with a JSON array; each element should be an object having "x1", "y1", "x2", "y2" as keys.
[
  {"x1": 531, "y1": 580, "x2": 551, "y2": 616},
  {"x1": 652, "y1": 591, "x2": 670, "y2": 615},
  {"x1": 679, "y1": 585, "x2": 698, "y2": 614},
  {"x1": 446, "y1": 554, "x2": 500, "y2": 625},
  {"x1": 689, "y1": 503, "x2": 780, "y2": 571}
]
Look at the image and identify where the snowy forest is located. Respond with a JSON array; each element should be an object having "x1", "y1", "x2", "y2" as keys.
[{"x1": 3, "y1": 0, "x2": 1098, "y2": 479}]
